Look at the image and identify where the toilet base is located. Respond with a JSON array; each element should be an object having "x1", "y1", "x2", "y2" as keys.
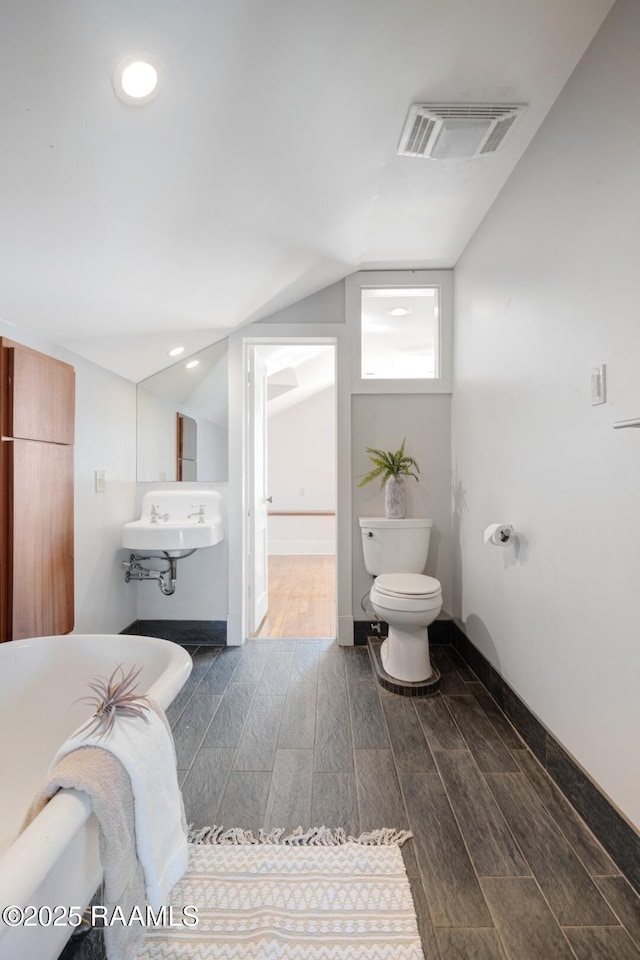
[
  {"x1": 367, "y1": 638, "x2": 441, "y2": 697},
  {"x1": 380, "y1": 627, "x2": 433, "y2": 683}
]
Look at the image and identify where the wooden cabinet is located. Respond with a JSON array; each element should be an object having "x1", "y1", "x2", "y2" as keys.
[{"x1": 0, "y1": 338, "x2": 75, "y2": 642}]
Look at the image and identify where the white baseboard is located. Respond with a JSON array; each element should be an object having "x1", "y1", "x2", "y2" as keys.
[{"x1": 338, "y1": 615, "x2": 354, "y2": 646}]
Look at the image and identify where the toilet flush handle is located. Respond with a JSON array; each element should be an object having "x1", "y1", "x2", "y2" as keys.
[{"x1": 366, "y1": 531, "x2": 374, "y2": 538}]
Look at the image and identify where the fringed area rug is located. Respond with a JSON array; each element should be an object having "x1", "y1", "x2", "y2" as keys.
[{"x1": 138, "y1": 826, "x2": 425, "y2": 959}]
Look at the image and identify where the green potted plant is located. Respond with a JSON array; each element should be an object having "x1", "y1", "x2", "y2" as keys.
[{"x1": 358, "y1": 439, "x2": 420, "y2": 519}]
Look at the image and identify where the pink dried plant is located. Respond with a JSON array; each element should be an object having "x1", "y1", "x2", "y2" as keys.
[{"x1": 75, "y1": 664, "x2": 151, "y2": 740}]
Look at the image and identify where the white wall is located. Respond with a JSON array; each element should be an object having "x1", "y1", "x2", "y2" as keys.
[
  {"x1": 259, "y1": 281, "x2": 345, "y2": 326},
  {"x1": 136, "y1": 387, "x2": 177, "y2": 482},
  {"x1": 453, "y1": 0, "x2": 640, "y2": 828},
  {"x1": 267, "y1": 386, "x2": 335, "y2": 554},
  {"x1": 0, "y1": 319, "x2": 138, "y2": 635},
  {"x1": 268, "y1": 515, "x2": 335, "y2": 555},
  {"x1": 198, "y1": 419, "x2": 228, "y2": 481},
  {"x1": 352, "y1": 394, "x2": 452, "y2": 616}
]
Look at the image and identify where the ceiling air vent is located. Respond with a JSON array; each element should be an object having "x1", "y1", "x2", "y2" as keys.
[{"x1": 398, "y1": 103, "x2": 525, "y2": 159}]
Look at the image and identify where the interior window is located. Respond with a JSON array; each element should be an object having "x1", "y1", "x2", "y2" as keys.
[{"x1": 360, "y1": 287, "x2": 439, "y2": 380}]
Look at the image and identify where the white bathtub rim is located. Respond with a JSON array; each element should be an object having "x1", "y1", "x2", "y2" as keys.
[{"x1": 2, "y1": 632, "x2": 192, "y2": 701}]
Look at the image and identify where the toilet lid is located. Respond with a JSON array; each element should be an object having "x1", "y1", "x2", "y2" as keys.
[{"x1": 374, "y1": 573, "x2": 441, "y2": 598}]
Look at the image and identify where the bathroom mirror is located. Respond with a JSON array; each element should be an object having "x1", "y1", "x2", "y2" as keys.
[{"x1": 136, "y1": 339, "x2": 228, "y2": 482}]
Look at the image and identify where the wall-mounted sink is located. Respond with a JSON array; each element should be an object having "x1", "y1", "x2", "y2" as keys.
[{"x1": 122, "y1": 490, "x2": 224, "y2": 557}]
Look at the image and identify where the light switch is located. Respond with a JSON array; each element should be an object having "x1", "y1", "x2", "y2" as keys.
[
  {"x1": 591, "y1": 364, "x2": 606, "y2": 405},
  {"x1": 94, "y1": 470, "x2": 106, "y2": 493}
]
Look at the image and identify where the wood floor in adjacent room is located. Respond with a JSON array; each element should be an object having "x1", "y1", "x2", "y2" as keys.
[{"x1": 252, "y1": 554, "x2": 335, "y2": 640}]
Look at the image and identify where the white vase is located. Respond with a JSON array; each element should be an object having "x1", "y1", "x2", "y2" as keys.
[{"x1": 384, "y1": 476, "x2": 406, "y2": 519}]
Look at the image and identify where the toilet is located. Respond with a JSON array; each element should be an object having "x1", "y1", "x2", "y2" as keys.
[{"x1": 359, "y1": 517, "x2": 442, "y2": 683}]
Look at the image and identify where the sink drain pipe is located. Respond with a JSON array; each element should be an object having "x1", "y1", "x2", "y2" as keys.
[{"x1": 123, "y1": 551, "x2": 195, "y2": 596}]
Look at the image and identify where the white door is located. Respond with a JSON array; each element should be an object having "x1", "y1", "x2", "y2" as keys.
[{"x1": 247, "y1": 347, "x2": 269, "y2": 634}]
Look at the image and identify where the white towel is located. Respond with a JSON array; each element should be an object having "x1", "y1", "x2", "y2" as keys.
[
  {"x1": 22, "y1": 747, "x2": 146, "y2": 960},
  {"x1": 53, "y1": 700, "x2": 188, "y2": 910}
]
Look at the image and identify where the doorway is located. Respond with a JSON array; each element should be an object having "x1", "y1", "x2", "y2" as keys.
[{"x1": 246, "y1": 342, "x2": 336, "y2": 639}]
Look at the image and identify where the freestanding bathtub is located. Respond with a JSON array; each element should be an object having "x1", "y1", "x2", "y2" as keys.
[{"x1": 0, "y1": 633, "x2": 192, "y2": 960}]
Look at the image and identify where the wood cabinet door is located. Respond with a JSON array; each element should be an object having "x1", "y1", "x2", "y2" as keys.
[
  {"x1": 1, "y1": 339, "x2": 75, "y2": 443},
  {"x1": 11, "y1": 440, "x2": 74, "y2": 639},
  {"x1": 0, "y1": 437, "x2": 10, "y2": 641}
]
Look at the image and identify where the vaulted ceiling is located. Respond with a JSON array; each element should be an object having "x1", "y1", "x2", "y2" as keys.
[{"x1": 0, "y1": 0, "x2": 614, "y2": 381}]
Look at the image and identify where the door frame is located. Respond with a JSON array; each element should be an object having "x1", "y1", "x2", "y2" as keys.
[
  {"x1": 227, "y1": 323, "x2": 352, "y2": 646},
  {"x1": 246, "y1": 345, "x2": 270, "y2": 634}
]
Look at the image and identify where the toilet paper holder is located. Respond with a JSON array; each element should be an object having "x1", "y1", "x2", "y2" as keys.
[{"x1": 484, "y1": 523, "x2": 514, "y2": 546}]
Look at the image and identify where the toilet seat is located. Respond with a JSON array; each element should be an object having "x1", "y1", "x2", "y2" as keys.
[
  {"x1": 371, "y1": 573, "x2": 442, "y2": 615},
  {"x1": 374, "y1": 573, "x2": 441, "y2": 599}
]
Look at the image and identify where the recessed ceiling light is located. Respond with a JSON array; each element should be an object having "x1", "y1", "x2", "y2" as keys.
[
  {"x1": 388, "y1": 308, "x2": 411, "y2": 317},
  {"x1": 113, "y1": 56, "x2": 161, "y2": 105},
  {"x1": 168, "y1": 346, "x2": 184, "y2": 357},
  {"x1": 185, "y1": 359, "x2": 200, "y2": 370}
]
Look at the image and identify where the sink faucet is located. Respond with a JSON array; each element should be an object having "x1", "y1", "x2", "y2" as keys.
[
  {"x1": 150, "y1": 505, "x2": 169, "y2": 523},
  {"x1": 188, "y1": 504, "x2": 206, "y2": 523}
]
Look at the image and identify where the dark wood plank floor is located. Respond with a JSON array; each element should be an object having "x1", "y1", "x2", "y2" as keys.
[
  {"x1": 64, "y1": 640, "x2": 640, "y2": 960},
  {"x1": 168, "y1": 640, "x2": 640, "y2": 960}
]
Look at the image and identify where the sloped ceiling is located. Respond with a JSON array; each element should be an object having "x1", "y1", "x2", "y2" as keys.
[{"x1": 0, "y1": 0, "x2": 614, "y2": 381}]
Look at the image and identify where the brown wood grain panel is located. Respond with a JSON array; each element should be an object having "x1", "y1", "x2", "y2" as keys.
[
  {"x1": 177, "y1": 412, "x2": 198, "y2": 481},
  {"x1": 2, "y1": 339, "x2": 75, "y2": 444},
  {"x1": 1, "y1": 345, "x2": 13, "y2": 639},
  {"x1": 0, "y1": 340, "x2": 12, "y2": 438},
  {"x1": 179, "y1": 413, "x2": 197, "y2": 461},
  {"x1": 0, "y1": 439, "x2": 11, "y2": 641},
  {"x1": 12, "y1": 440, "x2": 74, "y2": 639}
]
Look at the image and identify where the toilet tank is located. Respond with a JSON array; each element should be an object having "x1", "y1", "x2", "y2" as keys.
[{"x1": 359, "y1": 517, "x2": 433, "y2": 575}]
